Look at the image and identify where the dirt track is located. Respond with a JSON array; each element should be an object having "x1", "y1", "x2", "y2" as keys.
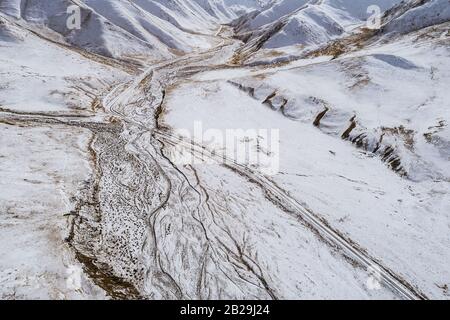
[{"x1": 0, "y1": 26, "x2": 427, "y2": 300}]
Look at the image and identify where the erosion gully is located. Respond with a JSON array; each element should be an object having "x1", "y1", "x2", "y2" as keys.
[{"x1": 0, "y1": 27, "x2": 427, "y2": 300}]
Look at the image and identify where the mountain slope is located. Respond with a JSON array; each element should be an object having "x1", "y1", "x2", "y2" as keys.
[
  {"x1": 234, "y1": 0, "x2": 404, "y2": 51},
  {"x1": 1, "y1": 0, "x2": 449, "y2": 300},
  {"x1": 382, "y1": 0, "x2": 450, "y2": 34},
  {"x1": 0, "y1": 0, "x2": 266, "y2": 61},
  {"x1": 161, "y1": 1, "x2": 450, "y2": 299}
]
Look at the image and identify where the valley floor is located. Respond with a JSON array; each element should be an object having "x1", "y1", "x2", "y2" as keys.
[{"x1": 0, "y1": 18, "x2": 449, "y2": 299}]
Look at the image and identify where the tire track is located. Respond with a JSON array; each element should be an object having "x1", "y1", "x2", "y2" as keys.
[{"x1": 153, "y1": 129, "x2": 428, "y2": 300}]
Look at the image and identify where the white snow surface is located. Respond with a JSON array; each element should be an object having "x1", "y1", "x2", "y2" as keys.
[
  {"x1": 0, "y1": 0, "x2": 267, "y2": 60},
  {"x1": 0, "y1": 0, "x2": 449, "y2": 300},
  {"x1": 236, "y1": 0, "x2": 405, "y2": 49},
  {"x1": 164, "y1": 32, "x2": 450, "y2": 298}
]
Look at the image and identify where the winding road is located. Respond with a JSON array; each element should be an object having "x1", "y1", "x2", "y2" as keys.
[{"x1": 62, "y1": 26, "x2": 427, "y2": 300}]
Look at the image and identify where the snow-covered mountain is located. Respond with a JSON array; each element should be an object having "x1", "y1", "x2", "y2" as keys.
[
  {"x1": 0, "y1": 0, "x2": 267, "y2": 60},
  {"x1": 233, "y1": 0, "x2": 405, "y2": 50},
  {"x1": 1, "y1": 0, "x2": 448, "y2": 61},
  {"x1": 382, "y1": 0, "x2": 450, "y2": 34},
  {"x1": 1, "y1": 0, "x2": 449, "y2": 301},
  {"x1": 230, "y1": 0, "x2": 450, "y2": 181}
]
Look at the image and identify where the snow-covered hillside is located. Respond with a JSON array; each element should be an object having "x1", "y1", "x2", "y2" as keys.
[
  {"x1": 0, "y1": 0, "x2": 449, "y2": 300},
  {"x1": 0, "y1": 0, "x2": 266, "y2": 61},
  {"x1": 233, "y1": 0, "x2": 404, "y2": 51},
  {"x1": 382, "y1": 0, "x2": 450, "y2": 34}
]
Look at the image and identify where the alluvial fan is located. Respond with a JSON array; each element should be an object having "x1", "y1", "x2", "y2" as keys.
[{"x1": 0, "y1": 0, "x2": 449, "y2": 300}]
